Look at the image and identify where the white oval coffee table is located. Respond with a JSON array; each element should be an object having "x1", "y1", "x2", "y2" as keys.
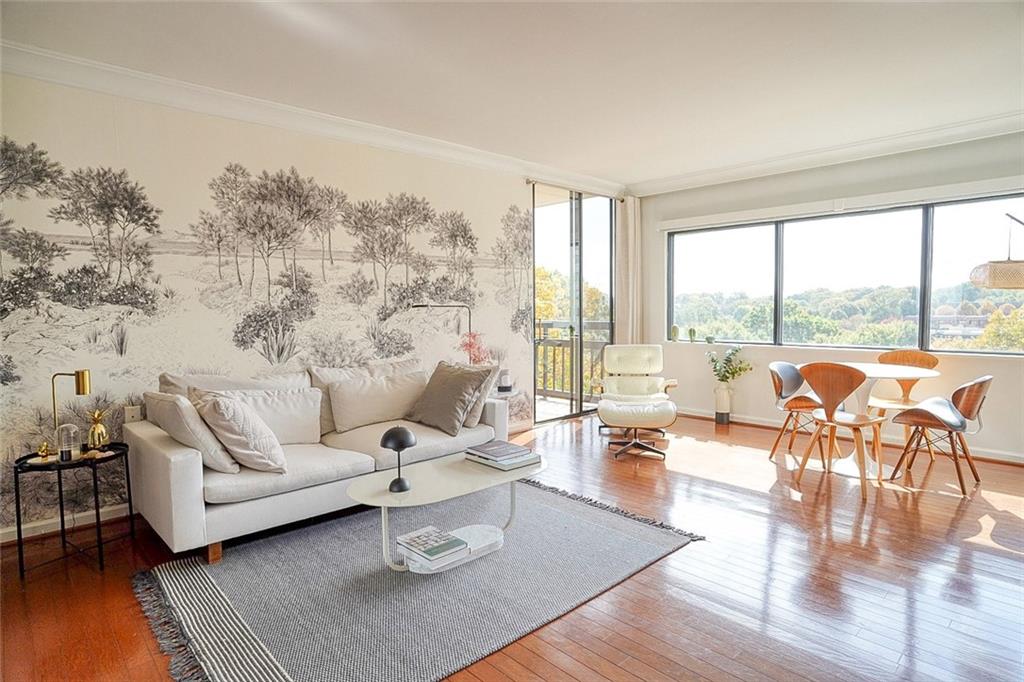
[{"x1": 347, "y1": 451, "x2": 546, "y2": 573}]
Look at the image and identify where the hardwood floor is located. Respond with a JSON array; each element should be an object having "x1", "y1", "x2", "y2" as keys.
[{"x1": 3, "y1": 415, "x2": 1022, "y2": 681}]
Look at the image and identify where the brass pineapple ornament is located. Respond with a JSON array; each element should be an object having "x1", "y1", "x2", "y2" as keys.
[{"x1": 87, "y1": 409, "x2": 110, "y2": 449}]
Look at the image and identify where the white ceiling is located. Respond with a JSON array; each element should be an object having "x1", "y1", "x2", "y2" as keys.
[{"x1": 2, "y1": 2, "x2": 1021, "y2": 196}]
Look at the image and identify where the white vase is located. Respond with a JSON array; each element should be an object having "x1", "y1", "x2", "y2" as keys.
[{"x1": 714, "y1": 382, "x2": 733, "y2": 425}]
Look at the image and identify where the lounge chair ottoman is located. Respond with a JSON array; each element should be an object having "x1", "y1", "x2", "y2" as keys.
[{"x1": 597, "y1": 399, "x2": 677, "y2": 459}]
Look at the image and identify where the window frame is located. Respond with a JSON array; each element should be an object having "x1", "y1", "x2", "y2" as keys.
[{"x1": 665, "y1": 191, "x2": 1024, "y2": 357}]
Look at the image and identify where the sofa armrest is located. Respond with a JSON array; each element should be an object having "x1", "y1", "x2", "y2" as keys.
[
  {"x1": 124, "y1": 421, "x2": 207, "y2": 553},
  {"x1": 481, "y1": 399, "x2": 509, "y2": 441}
]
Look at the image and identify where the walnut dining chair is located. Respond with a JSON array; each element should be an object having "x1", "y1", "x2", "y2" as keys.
[
  {"x1": 767, "y1": 361, "x2": 826, "y2": 465},
  {"x1": 869, "y1": 349, "x2": 939, "y2": 458},
  {"x1": 794, "y1": 362, "x2": 887, "y2": 501},
  {"x1": 890, "y1": 375, "x2": 993, "y2": 496}
]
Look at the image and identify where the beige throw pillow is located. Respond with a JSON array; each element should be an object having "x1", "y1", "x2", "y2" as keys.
[
  {"x1": 195, "y1": 396, "x2": 286, "y2": 473},
  {"x1": 310, "y1": 358, "x2": 421, "y2": 435},
  {"x1": 329, "y1": 371, "x2": 428, "y2": 433},
  {"x1": 461, "y1": 364, "x2": 499, "y2": 427},
  {"x1": 406, "y1": 362, "x2": 491, "y2": 436},
  {"x1": 144, "y1": 392, "x2": 239, "y2": 473}
]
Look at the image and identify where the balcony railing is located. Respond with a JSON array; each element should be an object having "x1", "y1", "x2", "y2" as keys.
[{"x1": 535, "y1": 320, "x2": 611, "y2": 404}]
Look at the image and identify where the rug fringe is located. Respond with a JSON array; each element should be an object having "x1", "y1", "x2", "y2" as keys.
[
  {"x1": 132, "y1": 571, "x2": 209, "y2": 681},
  {"x1": 521, "y1": 479, "x2": 706, "y2": 542}
]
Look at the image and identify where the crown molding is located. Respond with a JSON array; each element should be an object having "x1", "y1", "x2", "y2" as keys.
[
  {"x1": 0, "y1": 41, "x2": 626, "y2": 198},
  {"x1": 628, "y1": 112, "x2": 1024, "y2": 198}
]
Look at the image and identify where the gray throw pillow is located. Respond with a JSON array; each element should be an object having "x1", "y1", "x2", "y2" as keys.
[
  {"x1": 461, "y1": 364, "x2": 499, "y2": 428},
  {"x1": 406, "y1": 362, "x2": 491, "y2": 436}
]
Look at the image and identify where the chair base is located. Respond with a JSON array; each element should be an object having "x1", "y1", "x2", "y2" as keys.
[
  {"x1": 599, "y1": 424, "x2": 665, "y2": 437},
  {"x1": 609, "y1": 428, "x2": 666, "y2": 460}
]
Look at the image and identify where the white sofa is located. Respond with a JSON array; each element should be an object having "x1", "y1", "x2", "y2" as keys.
[{"x1": 125, "y1": 377, "x2": 508, "y2": 561}]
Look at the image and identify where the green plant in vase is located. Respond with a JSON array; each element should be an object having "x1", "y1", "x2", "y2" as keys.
[{"x1": 705, "y1": 345, "x2": 752, "y2": 425}]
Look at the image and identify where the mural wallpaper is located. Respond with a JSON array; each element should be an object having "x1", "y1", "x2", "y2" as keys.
[{"x1": 0, "y1": 135, "x2": 534, "y2": 528}]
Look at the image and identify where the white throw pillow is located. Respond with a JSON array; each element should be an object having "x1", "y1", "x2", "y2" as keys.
[
  {"x1": 309, "y1": 366, "x2": 371, "y2": 435},
  {"x1": 189, "y1": 387, "x2": 320, "y2": 445},
  {"x1": 158, "y1": 371, "x2": 310, "y2": 397},
  {"x1": 196, "y1": 396, "x2": 286, "y2": 473},
  {"x1": 329, "y1": 371, "x2": 429, "y2": 433},
  {"x1": 309, "y1": 359, "x2": 419, "y2": 435},
  {"x1": 144, "y1": 392, "x2": 239, "y2": 473}
]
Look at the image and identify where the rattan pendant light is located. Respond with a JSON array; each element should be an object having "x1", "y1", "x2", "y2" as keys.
[{"x1": 969, "y1": 213, "x2": 1024, "y2": 289}]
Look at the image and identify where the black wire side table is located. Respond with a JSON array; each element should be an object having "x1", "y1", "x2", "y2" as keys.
[{"x1": 13, "y1": 442, "x2": 134, "y2": 578}]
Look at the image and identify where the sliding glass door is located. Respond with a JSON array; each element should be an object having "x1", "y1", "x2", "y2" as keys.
[{"x1": 533, "y1": 184, "x2": 614, "y2": 422}]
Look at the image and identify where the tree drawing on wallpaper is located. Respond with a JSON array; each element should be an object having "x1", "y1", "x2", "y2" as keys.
[
  {"x1": 493, "y1": 204, "x2": 533, "y2": 340},
  {"x1": 385, "y1": 192, "x2": 435, "y2": 285},
  {"x1": 431, "y1": 210, "x2": 478, "y2": 291},
  {"x1": 189, "y1": 211, "x2": 231, "y2": 280},
  {"x1": 311, "y1": 185, "x2": 348, "y2": 278},
  {"x1": 343, "y1": 199, "x2": 401, "y2": 306}
]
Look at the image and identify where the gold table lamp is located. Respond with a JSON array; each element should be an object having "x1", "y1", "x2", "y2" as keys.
[{"x1": 51, "y1": 369, "x2": 91, "y2": 430}]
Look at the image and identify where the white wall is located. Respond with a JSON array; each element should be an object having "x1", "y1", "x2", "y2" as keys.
[{"x1": 640, "y1": 135, "x2": 1024, "y2": 462}]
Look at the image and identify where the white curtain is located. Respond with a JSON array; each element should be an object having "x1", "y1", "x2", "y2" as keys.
[{"x1": 614, "y1": 196, "x2": 643, "y2": 344}]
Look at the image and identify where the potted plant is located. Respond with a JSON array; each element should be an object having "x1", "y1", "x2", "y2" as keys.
[{"x1": 705, "y1": 345, "x2": 752, "y2": 425}]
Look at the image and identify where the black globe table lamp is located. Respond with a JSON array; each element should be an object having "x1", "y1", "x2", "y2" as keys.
[{"x1": 380, "y1": 426, "x2": 416, "y2": 492}]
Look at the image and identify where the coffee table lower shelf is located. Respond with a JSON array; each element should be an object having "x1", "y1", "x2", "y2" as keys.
[{"x1": 380, "y1": 480, "x2": 517, "y2": 573}]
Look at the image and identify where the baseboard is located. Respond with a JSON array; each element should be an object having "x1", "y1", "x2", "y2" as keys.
[
  {"x1": 676, "y1": 408, "x2": 1023, "y2": 465},
  {"x1": 1, "y1": 503, "x2": 130, "y2": 545}
]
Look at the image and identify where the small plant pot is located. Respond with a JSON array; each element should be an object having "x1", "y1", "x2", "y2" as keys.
[{"x1": 714, "y1": 382, "x2": 733, "y2": 425}]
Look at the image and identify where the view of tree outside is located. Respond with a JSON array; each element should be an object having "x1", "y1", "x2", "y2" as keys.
[{"x1": 669, "y1": 195, "x2": 1024, "y2": 354}]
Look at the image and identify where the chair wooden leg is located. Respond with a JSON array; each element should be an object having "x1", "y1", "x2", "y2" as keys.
[
  {"x1": 852, "y1": 428, "x2": 869, "y2": 501},
  {"x1": 206, "y1": 542, "x2": 223, "y2": 564},
  {"x1": 957, "y1": 432, "x2": 981, "y2": 483},
  {"x1": 815, "y1": 429, "x2": 826, "y2": 467},
  {"x1": 826, "y1": 426, "x2": 837, "y2": 474},
  {"x1": 795, "y1": 424, "x2": 824, "y2": 484},
  {"x1": 907, "y1": 429, "x2": 926, "y2": 472},
  {"x1": 769, "y1": 412, "x2": 793, "y2": 460},
  {"x1": 948, "y1": 432, "x2": 967, "y2": 496},
  {"x1": 890, "y1": 427, "x2": 918, "y2": 480},
  {"x1": 786, "y1": 413, "x2": 801, "y2": 453},
  {"x1": 871, "y1": 423, "x2": 883, "y2": 483},
  {"x1": 924, "y1": 436, "x2": 936, "y2": 462}
]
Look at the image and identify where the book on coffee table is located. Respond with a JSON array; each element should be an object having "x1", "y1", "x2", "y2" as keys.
[
  {"x1": 396, "y1": 526, "x2": 468, "y2": 562},
  {"x1": 466, "y1": 452, "x2": 541, "y2": 471},
  {"x1": 466, "y1": 440, "x2": 531, "y2": 461}
]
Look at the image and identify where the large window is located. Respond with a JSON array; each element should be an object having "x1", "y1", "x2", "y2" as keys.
[
  {"x1": 666, "y1": 193, "x2": 1024, "y2": 355},
  {"x1": 668, "y1": 224, "x2": 775, "y2": 343},
  {"x1": 782, "y1": 209, "x2": 921, "y2": 347}
]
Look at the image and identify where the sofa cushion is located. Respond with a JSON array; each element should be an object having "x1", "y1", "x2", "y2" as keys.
[
  {"x1": 310, "y1": 358, "x2": 419, "y2": 435},
  {"x1": 203, "y1": 444, "x2": 374, "y2": 504},
  {"x1": 321, "y1": 419, "x2": 494, "y2": 470},
  {"x1": 159, "y1": 371, "x2": 310, "y2": 397},
  {"x1": 189, "y1": 387, "x2": 321, "y2": 445},
  {"x1": 196, "y1": 396, "x2": 287, "y2": 473},
  {"x1": 329, "y1": 371, "x2": 428, "y2": 433}
]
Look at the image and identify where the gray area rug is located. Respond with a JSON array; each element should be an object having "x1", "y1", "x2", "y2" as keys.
[{"x1": 135, "y1": 480, "x2": 703, "y2": 682}]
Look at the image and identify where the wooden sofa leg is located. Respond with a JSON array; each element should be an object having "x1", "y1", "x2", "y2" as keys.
[{"x1": 206, "y1": 542, "x2": 223, "y2": 564}]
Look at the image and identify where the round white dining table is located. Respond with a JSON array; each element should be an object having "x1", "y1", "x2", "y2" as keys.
[{"x1": 798, "y1": 361, "x2": 940, "y2": 479}]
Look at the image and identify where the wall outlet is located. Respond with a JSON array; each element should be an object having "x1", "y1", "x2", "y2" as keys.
[{"x1": 123, "y1": 404, "x2": 144, "y2": 423}]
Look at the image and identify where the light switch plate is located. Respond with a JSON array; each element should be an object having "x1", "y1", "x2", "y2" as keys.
[{"x1": 124, "y1": 404, "x2": 144, "y2": 423}]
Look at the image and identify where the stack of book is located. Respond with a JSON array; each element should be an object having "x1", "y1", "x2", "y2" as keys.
[
  {"x1": 466, "y1": 440, "x2": 540, "y2": 471},
  {"x1": 396, "y1": 526, "x2": 469, "y2": 569}
]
